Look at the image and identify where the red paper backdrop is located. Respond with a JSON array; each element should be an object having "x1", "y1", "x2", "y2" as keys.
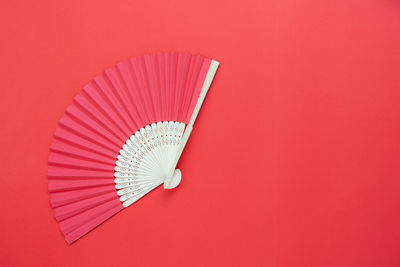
[{"x1": 1, "y1": 0, "x2": 400, "y2": 266}]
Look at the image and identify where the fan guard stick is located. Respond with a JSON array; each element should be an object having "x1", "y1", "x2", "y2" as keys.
[{"x1": 164, "y1": 60, "x2": 219, "y2": 188}]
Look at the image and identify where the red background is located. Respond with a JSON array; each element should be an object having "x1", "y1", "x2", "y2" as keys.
[{"x1": 1, "y1": 0, "x2": 400, "y2": 266}]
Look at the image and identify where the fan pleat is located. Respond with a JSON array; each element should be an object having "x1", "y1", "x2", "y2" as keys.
[
  {"x1": 83, "y1": 84, "x2": 131, "y2": 138},
  {"x1": 104, "y1": 67, "x2": 141, "y2": 131},
  {"x1": 181, "y1": 56, "x2": 203, "y2": 121},
  {"x1": 65, "y1": 105, "x2": 124, "y2": 147},
  {"x1": 168, "y1": 53, "x2": 177, "y2": 119},
  {"x1": 184, "y1": 59, "x2": 212, "y2": 123},
  {"x1": 50, "y1": 185, "x2": 116, "y2": 208},
  {"x1": 58, "y1": 116, "x2": 121, "y2": 152},
  {"x1": 50, "y1": 139, "x2": 115, "y2": 164},
  {"x1": 101, "y1": 72, "x2": 137, "y2": 132},
  {"x1": 48, "y1": 178, "x2": 115, "y2": 193},
  {"x1": 48, "y1": 152, "x2": 113, "y2": 172},
  {"x1": 73, "y1": 93, "x2": 127, "y2": 142},
  {"x1": 91, "y1": 78, "x2": 133, "y2": 136},
  {"x1": 48, "y1": 168, "x2": 113, "y2": 180},
  {"x1": 48, "y1": 52, "x2": 217, "y2": 244},
  {"x1": 116, "y1": 61, "x2": 150, "y2": 126},
  {"x1": 143, "y1": 54, "x2": 161, "y2": 122},
  {"x1": 173, "y1": 53, "x2": 190, "y2": 121},
  {"x1": 61, "y1": 199, "x2": 123, "y2": 244},
  {"x1": 130, "y1": 57, "x2": 156, "y2": 123},
  {"x1": 54, "y1": 191, "x2": 118, "y2": 222},
  {"x1": 156, "y1": 53, "x2": 167, "y2": 121},
  {"x1": 178, "y1": 55, "x2": 195, "y2": 121},
  {"x1": 53, "y1": 130, "x2": 117, "y2": 159}
]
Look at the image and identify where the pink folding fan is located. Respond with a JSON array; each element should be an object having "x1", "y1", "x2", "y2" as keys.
[{"x1": 48, "y1": 52, "x2": 219, "y2": 244}]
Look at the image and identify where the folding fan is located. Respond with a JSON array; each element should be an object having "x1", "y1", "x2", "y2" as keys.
[{"x1": 48, "y1": 52, "x2": 219, "y2": 244}]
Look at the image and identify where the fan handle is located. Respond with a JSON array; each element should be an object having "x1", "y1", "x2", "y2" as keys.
[{"x1": 163, "y1": 169, "x2": 182, "y2": 189}]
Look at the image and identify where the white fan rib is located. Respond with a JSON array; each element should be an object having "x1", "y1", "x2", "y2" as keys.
[{"x1": 114, "y1": 121, "x2": 185, "y2": 207}]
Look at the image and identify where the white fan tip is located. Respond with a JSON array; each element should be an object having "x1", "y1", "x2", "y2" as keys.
[{"x1": 211, "y1": 59, "x2": 220, "y2": 66}]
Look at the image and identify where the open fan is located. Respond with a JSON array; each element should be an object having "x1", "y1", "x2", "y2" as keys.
[{"x1": 48, "y1": 52, "x2": 219, "y2": 244}]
